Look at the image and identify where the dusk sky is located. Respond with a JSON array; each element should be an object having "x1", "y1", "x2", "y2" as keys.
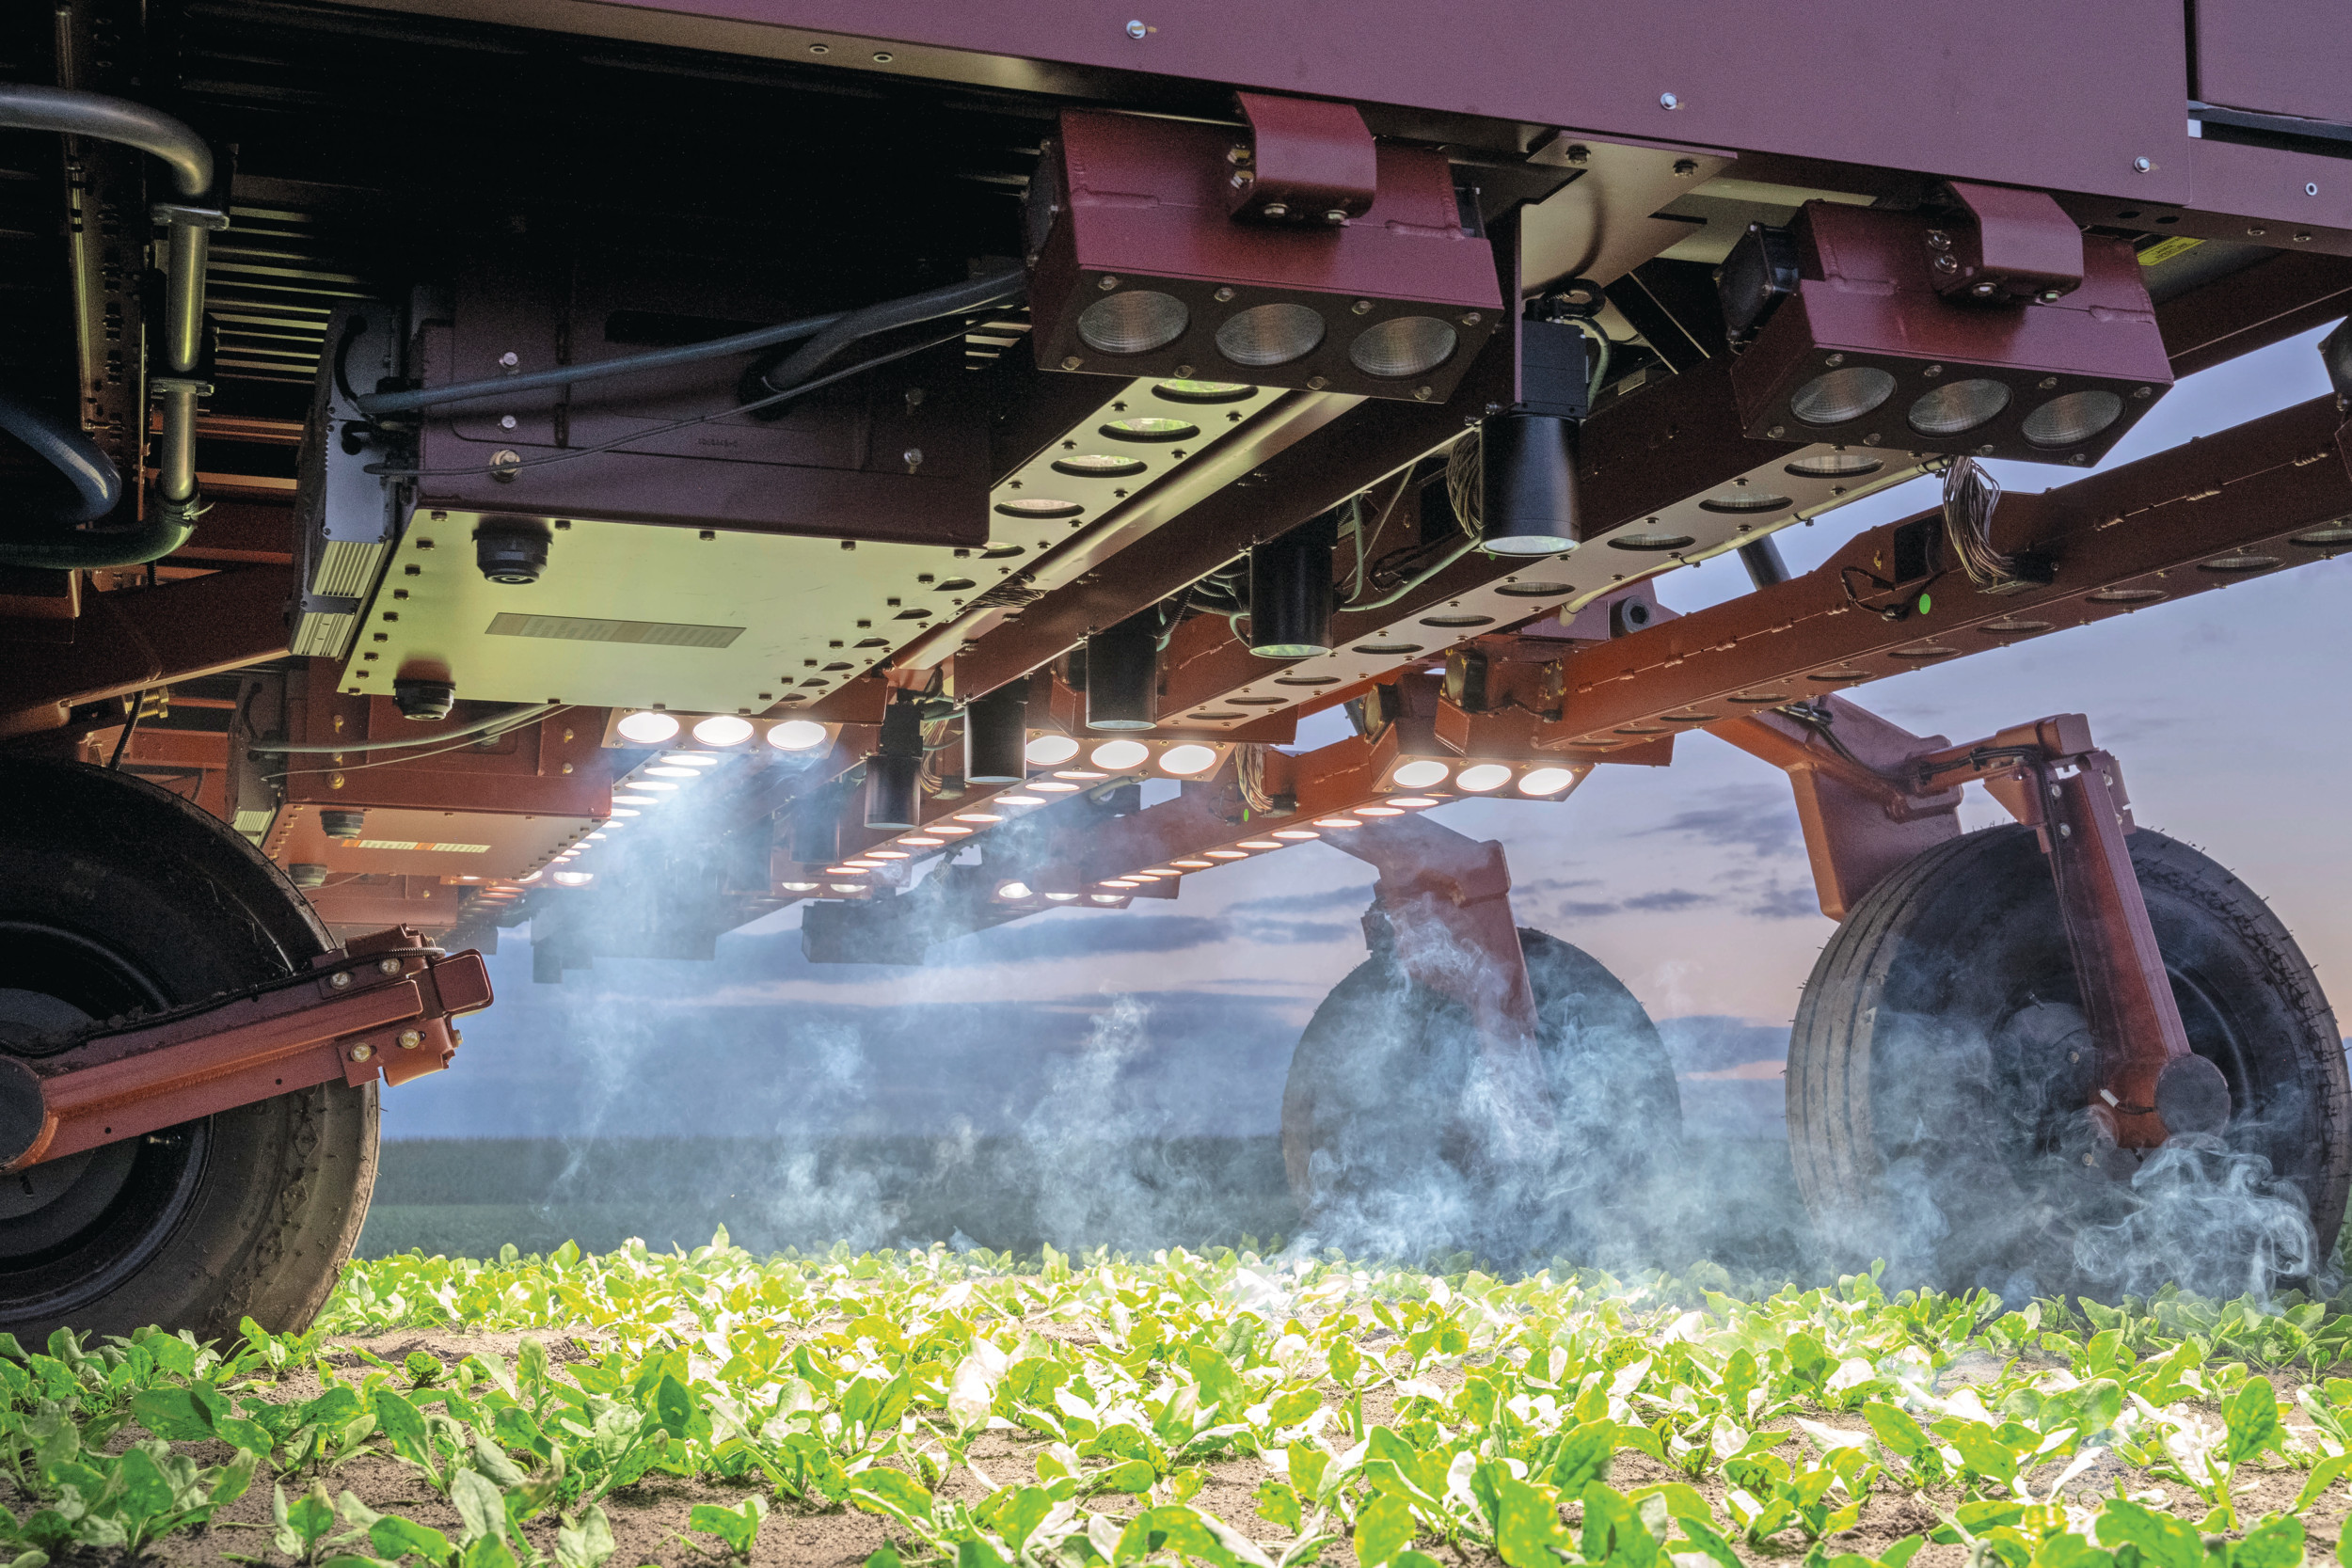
[{"x1": 387, "y1": 325, "x2": 2352, "y2": 1147}]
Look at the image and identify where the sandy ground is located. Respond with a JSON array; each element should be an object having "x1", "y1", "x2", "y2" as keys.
[{"x1": 67, "y1": 1326, "x2": 2348, "y2": 1568}]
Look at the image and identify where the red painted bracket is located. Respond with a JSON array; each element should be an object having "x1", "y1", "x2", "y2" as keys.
[
  {"x1": 1228, "y1": 91, "x2": 1377, "y2": 225},
  {"x1": 1936, "y1": 182, "x2": 2086, "y2": 302},
  {"x1": 0, "y1": 926, "x2": 489, "y2": 1170}
]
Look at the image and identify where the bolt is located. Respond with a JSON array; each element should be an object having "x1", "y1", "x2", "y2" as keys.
[
  {"x1": 1173, "y1": 362, "x2": 1194, "y2": 376},
  {"x1": 1932, "y1": 253, "x2": 1959, "y2": 273},
  {"x1": 329, "y1": 972, "x2": 353, "y2": 990},
  {"x1": 2070, "y1": 451, "x2": 2090, "y2": 464},
  {"x1": 1922, "y1": 363, "x2": 1944, "y2": 378},
  {"x1": 2038, "y1": 376, "x2": 2059, "y2": 390},
  {"x1": 904, "y1": 448, "x2": 924, "y2": 471},
  {"x1": 2039, "y1": 289, "x2": 2063, "y2": 302},
  {"x1": 1659, "y1": 91, "x2": 1681, "y2": 110},
  {"x1": 1824, "y1": 352, "x2": 1844, "y2": 366},
  {"x1": 1213, "y1": 286, "x2": 1235, "y2": 303},
  {"x1": 2248, "y1": 226, "x2": 2266, "y2": 237},
  {"x1": 499, "y1": 351, "x2": 519, "y2": 368},
  {"x1": 2059, "y1": 823, "x2": 2073, "y2": 838},
  {"x1": 398, "y1": 1029, "x2": 423, "y2": 1050},
  {"x1": 350, "y1": 1041, "x2": 373, "y2": 1062},
  {"x1": 1863, "y1": 432, "x2": 1883, "y2": 446},
  {"x1": 1263, "y1": 202, "x2": 1289, "y2": 218},
  {"x1": 1125, "y1": 18, "x2": 1147, "y2": 38},
  {"x1": 1351, "y1": 299, "x2": 1374, "y2": 315},
  {"x1": 1971, "y1": 281, "x2": 1998, "y2": 297},
  {"x1": 1098, "y1": 275, "x2": 1120, "y2": 291},
  {"x1": 378, "y1": 957, "x2": 404, "y2": 975},
  {"x1": 1061, "y1": 356, "x2": 1083, "y2": 371},
  {"x1": 1925, "y1": 230, "x2": 1951, "y2": 250},
  {"x1": 1460, "y1": 312, "x2": 1482, "y2": 325},
  {"x1": 1306, "y1": 374, "x2": 1328, "y2": 389},
  {"x1": 2133, "y1": 157, "x2": 2152, "y2": 172},
  {"x1": 1319, "y1": 208, "x2": 1345, "y2": 225},
  {"x1": 1227, "y1": 144, "x2": 1252, "y2": 165},
  {"x1": 2133, "y1": 385, "x2": 2153, "y2": 398},
  {"x1": 1672, "y1": 158, "x2": 1697, "y2": 177},
  {"x1": 1412, "y1": 385, "x2": 1433, "y2": 401},
  {"x1": 1229, "y1": 170, "x2": 1252, "y2": 189},
  {"x1": 2308, "y1": 182, "x2": 2321, "y2": 197},
  {"x1": 1767, "y1": 424, "x2": 1786, "y2": 438},
  {"x1": 450, "y1": 1029, "x2": 463, "y2": 1047}
]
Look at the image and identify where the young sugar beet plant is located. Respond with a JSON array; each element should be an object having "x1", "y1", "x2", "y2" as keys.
[{"x1": 0, "y1": 1237, "x2": 2347, "y2": 1566}]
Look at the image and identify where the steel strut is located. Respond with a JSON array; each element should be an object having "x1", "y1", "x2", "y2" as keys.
[
  {"x1": 0, "y1": 926, "x2": 489, "y2": 1171},
  {"x1": 1721, "y1": 700, "x2": 2219, "y2": 1153},
  {"x1": 1328, "y1": 816, "x2": 1558, "y2": 1160}
]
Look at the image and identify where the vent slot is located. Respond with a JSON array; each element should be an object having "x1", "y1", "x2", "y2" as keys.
[{"x1": 484, "y1": 612, "x2": 744, "y2": 648}]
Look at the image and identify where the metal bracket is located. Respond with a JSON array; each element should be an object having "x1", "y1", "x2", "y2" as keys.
[
  {"x1": 1931, "y1": 182, "x2": 2086, "y2": 303},
  {"x1": 1227, "y1": 91, "x2": 1377, "y2": 225},
  {"x1": 0, "y1": 926, "x2": 489, "y2": 1170}
]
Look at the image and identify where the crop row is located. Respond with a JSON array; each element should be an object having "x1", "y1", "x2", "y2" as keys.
[{"x1": 0, "y1": 1235, "x2": 2345, "y2": 1567}]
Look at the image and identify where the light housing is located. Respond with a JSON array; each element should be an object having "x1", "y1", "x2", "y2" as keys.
[
  {"x1": 865, "y1": 698, "x2": 926, "y2": 832},
  {"x1": 965, "y1": 685, "x2": 1031, "y2": 784},
  {"x1": 1726, "y1": 201, "x2": 2169, "y2": 465},
  {"x1": 1479, "y1": 412, "x2": 1581, "y2": 556},
  {"x1": 691, "y1": 715, "x2": 755, "y2": 747},
  {"x1": 615, "y1": 709, "x2": 679, "y2": 745},
  {"x1": 1025, "y1": 109, "x2": 1502, "y2": 403},
  {"x1": 1084, "y1": 610, "x2": 1159, "y2": 731},
  {"x1": 1248, "y1": 512, "x2": 1340, "y2": 657}
]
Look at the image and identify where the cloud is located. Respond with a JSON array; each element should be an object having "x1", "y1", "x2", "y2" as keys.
[
  {"x1": 1745, "y1": 885, "x2": 1824, "y2": 921},
  {"x1": 1223, "y1": 885, "x2": 1375, "y2": 916},
  {"x1": 1230, "y1": 917, "x2": 1356, "y2": 946},
  {"x1": 1636, "y1": 785, "x2": 1804, "y2": 858},
  {"x1": 1622, "y1": 889, "x2": 1714, "y2": 912},
  {"x1": 931, "y1": 913, "x2": 1226, "y2": 965}
]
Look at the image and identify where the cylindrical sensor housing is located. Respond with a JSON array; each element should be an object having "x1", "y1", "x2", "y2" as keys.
[
  {"x1": 964, "y1": 684, "x2": 1029, "y2": 784},
  {"x1": 864, "y1": 753, "x2": 922, "y2": 831},
  {"x1": 1085, "y1": 611, "x2": 1159, "y2": 731},
  {"x1": 1479, "y1": 411, "x2": 1581, "y2": 556},
  {"x1": 1248, "y1": 510, "x2": 1340, "y2": 657}
]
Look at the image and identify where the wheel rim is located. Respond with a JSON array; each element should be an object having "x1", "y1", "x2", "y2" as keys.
[{"x1": 0, "y1": 921, "x2": 209, "y2": 1317}]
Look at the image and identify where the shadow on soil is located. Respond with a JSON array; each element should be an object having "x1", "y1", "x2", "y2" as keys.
[{"x1": 356, "y1": 1134, "x2": 1820, "y2": 1276}]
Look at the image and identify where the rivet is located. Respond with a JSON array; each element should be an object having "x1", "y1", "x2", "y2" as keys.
[
  {"x1": 1659, "y1": 91, "x2": 1681, "y2": 110},
  {"x1": 1412, "y1": 386, "x2": 1433, "y2": 401},
  {"x1": 378, "y1": 958, "x2": 403, "y2": 975},
  {"x1": 329, "y1": 972, "x2": 353, "y2": 990},
  {"x1": 1124, "y1": 18, "x2": 1147, "y2": 38},
  {"x1": 499, "y1": 351, "x2": 518, "y2": 368},
  {"x1": 2038, "y1": 376, "x2": 2059, "y2": 390},
  {"x1": 1098, "y1": 275, "x2": 1120, "y2": 291},
  {"x1": 1824, "y1": 352, "x2": 1844, "y2": 366},
  {"x1": 399, "y1": 1029, "x2": 424, "y2": 1051},
  {"x1": 350, "y1": 1041, "x2": 373, "y2": 1062},
  {"x1": 1061, "y1": 356, "x2": 1083, "y2": 371},
  {"x1": 1263, "y1": 202, "x2": 1289, "y2": 218},
  {"x1": 1922, "y1": 363, "x2": 1944, "y2": 379},
  {"x1": 1214, "y1": 286, "x2": 1235, "y2": 303},
  {"x1": 2133, "y1": 157, "x2": 2153, "y2": 173},
  {"x1": 1351, "y1": 299, "x2": 1374, "y2": 315}
]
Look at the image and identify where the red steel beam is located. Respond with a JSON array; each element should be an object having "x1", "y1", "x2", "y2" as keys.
[
  {"x1": 0, "y1": 927, "x2": 488, "y2": 1170},
  {"x1": 0, "y1": 566, "x2": 295, "y2": 739},
  {"x1": 1532, "y1": 393, "x2": 2352, "y2": 750}
]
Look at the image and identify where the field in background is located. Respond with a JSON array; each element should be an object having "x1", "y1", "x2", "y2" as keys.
[{"x1": 354, "y1": 1133, "x2": 1818, "y2": 1270}]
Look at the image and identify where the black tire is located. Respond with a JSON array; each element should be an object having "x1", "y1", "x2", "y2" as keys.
[
  {"x1": 1281, "y1": 927, "x2": 1681, "y2": 1264},
  {"x1": 1789, "y1": 824, "x2": 2348, "y2": 1300},
  {"x1": 0, "y1": 758, "x2": 377, "y2": 1341}
]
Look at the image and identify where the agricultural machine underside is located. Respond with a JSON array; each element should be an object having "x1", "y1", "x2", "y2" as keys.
[{"x1": 1, "y1": 0, "x2": 2350, "y2": 1330}]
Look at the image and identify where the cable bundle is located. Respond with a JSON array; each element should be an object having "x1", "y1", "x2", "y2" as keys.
[{"x1": 1942, "y1": 456, "x2": 2047, "y2": 595}]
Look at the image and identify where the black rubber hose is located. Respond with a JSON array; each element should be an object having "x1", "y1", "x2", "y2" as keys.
[
  {"x1": 0, "y1": 389, "x2": 119, "y2": 524},
  {"x1": 354, "y1": 309, "x2": 849, "y2": 417},
  {"x1": 0, "y1": 388, "x2": 196, "y2": 571},
  {"x1": 739, "y1": 268, "x2": 1027, "y2": 408},
  {"x1": 253, "y1": 703, "x2": 557, "y2": 755}
]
